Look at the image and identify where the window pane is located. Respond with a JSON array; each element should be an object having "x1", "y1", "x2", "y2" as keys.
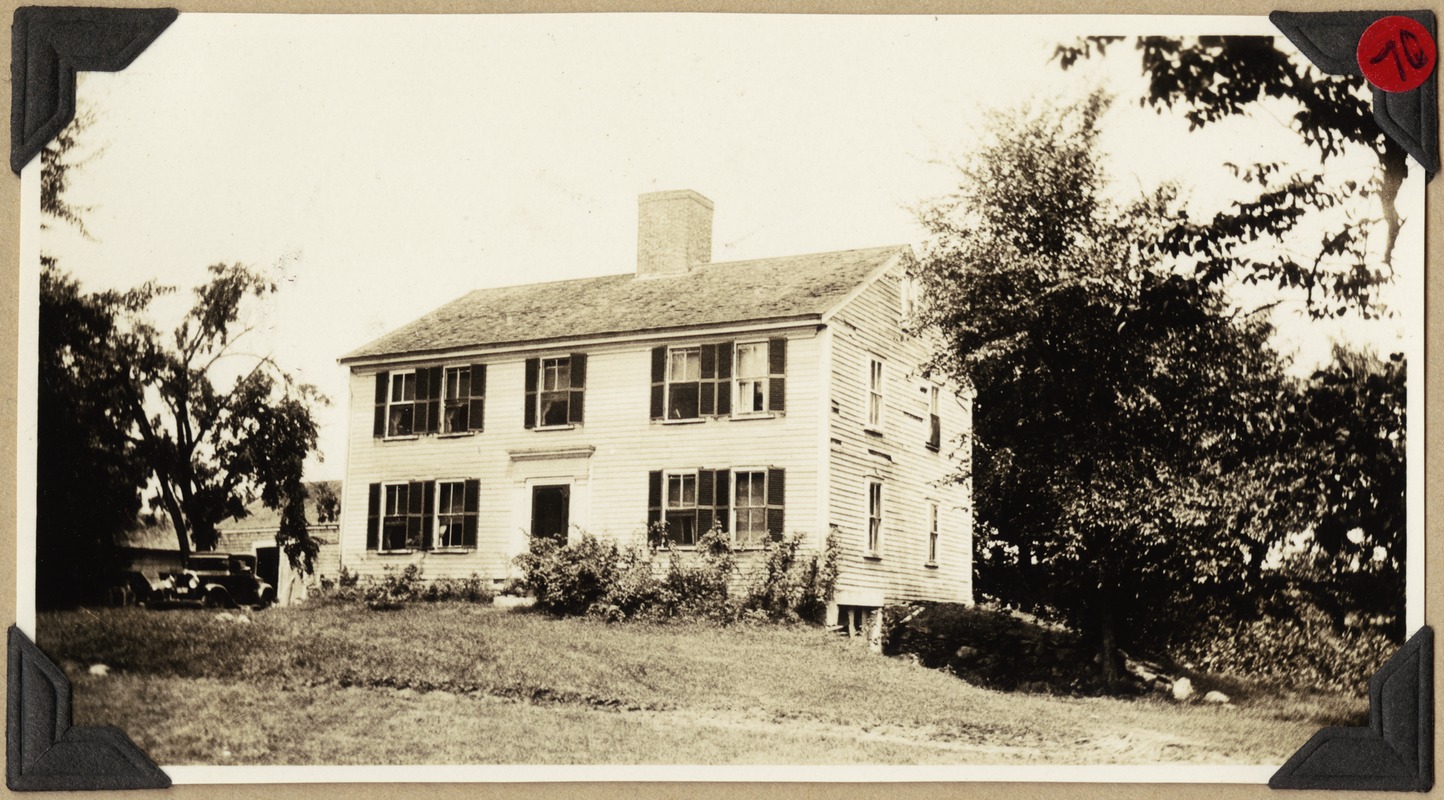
[
  {"x1": 668, "y1": 384, "x2": 699, "y2": 419},
  {"x1": 669, "y1": 348, "x2": 700, "y2": 381},
  {"x1": 737, "y1": 343, "x2": 766, "y2": 378},
  {"x1": 540, "y1": 391, "x2": 569, "y2": 426}
]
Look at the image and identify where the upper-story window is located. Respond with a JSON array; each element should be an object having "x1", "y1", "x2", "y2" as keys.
[
  {"x1": 900, "y1": 274, "x2": 920, "y2": 319},
  {"x1": 373, "y1": 365, "x2": 486, "y2": 439},
  {"x1": 649, "y1": 338, "x2": 787, "y2": 421},
  {"x1": 667, "y1": 347, "x2": 703, "y2": 419},
  {"x1": 386, "y1": 371, "x2": 417, "y2": 437},
  {"x1": 735, "y1": 341, "x2": 769, "y2": 414},
  {"x1": 927, "y1": 384, "x2": 941, "y2": 451},
  {"x1": 525, "y1": 354, "x2": 586, "y2": 429},
  {"x1": 866, "y1": 357, "x2": 885, "y2": 431}
]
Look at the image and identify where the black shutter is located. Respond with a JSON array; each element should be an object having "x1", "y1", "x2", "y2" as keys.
[
  {"x1": 425, "y1": 367, "x2": 442, "y2": 433},
  {"x1": 699, "y1": 344, "x2": 717, "y2": 416},
  {"x1": 715, "y1": 469, "x2": 730, "y2": 534},
  {"x1": 463, "y1": 479, "x2": 480, "y2": 547},
  {"x1": 696, "y1": 469, "x2": 715, "y2": 536},
  {"x1": 650, "y1": 346, "x2": 666, "y2": 420},
  {"x1": 421, "y1": 480, "x2": 435, "y2": 550},
  {"x1": 524, "y1": 358, "x2": 539, "y2": 429},
  {"x1": 716, "y1": 342, "x2": 733, "y2": 416},
  {"x1": 647, "y1": 470, "x2": 663, "y2": 531},
  {"x1": 373, "y1": 373, "x2": 388, "y2": 437},
  {"x1": 766, "y1": 468, "x2": 785, "y2": 541},
  {"x1": 568, "y1": 353, "x2": 586, "y2": 424},
  {"x1": 469, "y1": 364, "x2": 487, "y2": 432},
  {"x1": 929, "y1": 413, "x2": 941, "y2": 451},
  {"x1": 413, "y1": 368, "x2": 431, "y2": 434},
  {"x1": 366, "y1": 483, "x2": 381, "y2": 550},
  {"x1": 406, "y1": 481, "x2": 425, "y2": 549},
  {"x1": 768, "y1": 337, "x2": 787, "y2": 412}
]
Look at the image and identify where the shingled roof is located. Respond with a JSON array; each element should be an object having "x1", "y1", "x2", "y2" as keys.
[{"x1": 341, "y1": 245, "x2": 906, "y2": 362}]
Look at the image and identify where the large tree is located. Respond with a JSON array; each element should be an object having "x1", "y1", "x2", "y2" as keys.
[
  {"x1": 37, "y1": 110, "x2": 326, "y2": 582},
  {"x1": 1055, "y1": 35, "x2": 1411, "y2": 319},
  {"x1": 915, "y1": 92, "x2": 1308, "y2": 688}
]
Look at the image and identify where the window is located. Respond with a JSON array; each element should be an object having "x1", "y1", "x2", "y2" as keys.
[
  {"x1": 735, "y1": 341, "x2": 768, "y2": 414},
  {"x1": 866, "y1": 479, "x2": 883, "y2": 555},
  {"x1": 435, "y1": 480, "x2": 479, "y2": 549},
  {"x1": 442, "y1": 367, "x2": 476, "y2": 433},
  {"x1": 649, "y1": 339, "x2": 785, "y2": 421},
  {"x1": 665, "y1": 471, "x2": 699, "y2": 546},
  {"x1": 373, "y1": 365, "x2": 481, "y2": 439},
  {"x1": 386, "y1": 371, "x2": 416, "y2": 437},
  {"x1": 733, "y1": 470, "x2": 767, "y2": 547},
  {"x1": 867, "y1": 357, "x2": 885, "y2": 430},
  {"x1": 381, "y1": 483, "x2": 415, "y2": 551},
  {"x1": 927, "y1": 384, "x2": 941, "y2": 451},
  {"x1": 927, "y1": 501, "x2": 939, "y2": 565},
  {"x1": 525, "y1": 354, "x2": 586, "y2": 428},
  {"x1": 666, "y1": 347, "x2": 702, "y2": 419},
  {"x1": 366, "y1": 479, "x2": 478, "y2": 552}
]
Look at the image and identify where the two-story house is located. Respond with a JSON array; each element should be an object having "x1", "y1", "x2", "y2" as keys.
[{"x1": 337, "y1": 190, "x2": 973, "y2": 625}]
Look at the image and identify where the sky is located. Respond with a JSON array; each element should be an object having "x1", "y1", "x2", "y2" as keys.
[{"x1": 36, "y1": 13, "x2": 1425, "y2": 482}]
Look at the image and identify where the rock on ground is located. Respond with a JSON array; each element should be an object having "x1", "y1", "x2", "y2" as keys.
[
  {"x1": 1171, "y1": 677, "x2": 1194, "y2": 701},
  {"x1": 1203, "y1": 690, "x2": 1231, "y2": 704}
]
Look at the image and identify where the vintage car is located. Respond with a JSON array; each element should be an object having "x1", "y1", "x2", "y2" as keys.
[{"x1": 156, "y1": 553, "x2": 275, "y2": 609}]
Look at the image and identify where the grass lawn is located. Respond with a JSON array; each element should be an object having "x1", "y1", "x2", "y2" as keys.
[{"x1": 36, "y1": 604, "x2": 1365, "y2": 766}]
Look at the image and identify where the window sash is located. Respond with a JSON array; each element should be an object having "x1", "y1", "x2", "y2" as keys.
[
  {"x1": 436, "y1": 480, "x2": 468, "y2": 548},
  {"x1": 733, "y1": 470, "x2": 767, "y2": 546},
  {"x1": 387, "y1": 372, "x2": 416, "y2": 436},
  {"x1": 382, "y1": 484, "x2": 410, "y2": 550},
  {"x1": 735, "y1": 342, "x2": 768, "y2": 413},
  {"x1": 867, "y1": 359, "x2": 884, "y2": 428},
  {"x1": 538, "y1": 357, "x2": 571, "y2": 426},
  {"x1": 867, "y1": 481, "x2": 883, "y2": 553},
  {"x1": 927, "y1": 502, "x2": 939, "y2": 563},
  {"x1": 443, "y1": 367, "x2": 470, "y2": 433},
  {"x1": 663, "y1": 472, "x2": 699, "y2": 546},
  {"x1": 666, "y1": 347, "x2": 703, "y2": 419}
]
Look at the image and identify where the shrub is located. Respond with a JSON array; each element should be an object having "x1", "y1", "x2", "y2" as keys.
[
  {"x1": 655, "y1": 526, "x2": 740, "y2": 621},
  {"x1": 742, "y1": 528, "x2": 841, "y2": 623},
  {"x1": 312, "y1": 564, "x2": 492, "y2": 609},
  {"x1": 424, "y1": 573, "x2": 495, "y2": 604},
  {"x1": 513, "y1": 533, "x2": 622, "y2": 616}
]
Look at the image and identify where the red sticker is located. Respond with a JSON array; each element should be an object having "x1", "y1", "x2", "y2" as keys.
[{"x1": 1357, "y1": 15, "x2": 1436, "y2": 93}]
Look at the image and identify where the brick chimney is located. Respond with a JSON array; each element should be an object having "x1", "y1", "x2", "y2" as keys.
[{"x1": 636, "y1": 190, "x2": 713, "y2": 277}]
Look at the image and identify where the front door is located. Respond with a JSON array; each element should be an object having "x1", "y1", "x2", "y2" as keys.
[{"x1": 531, "y1": 484, "x2": 571, "y2": 542}]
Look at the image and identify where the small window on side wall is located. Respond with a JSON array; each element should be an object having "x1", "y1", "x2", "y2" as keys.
[{"x1": 866, "y1": 478, "x2": 884, "y2": 555}]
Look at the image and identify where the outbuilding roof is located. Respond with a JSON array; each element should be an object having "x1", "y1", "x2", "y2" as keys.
[{"x1": 341, "y1": 245, "x2": 906, "y2": 363}]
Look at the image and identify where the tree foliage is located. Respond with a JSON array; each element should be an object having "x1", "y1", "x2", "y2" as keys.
[
  {"x1": 915, "y1": 92, "x2": 1309, "y2": 687},
  {"x1": 37, "y1": 110, "x2": 326, "y2": 593},
  {"x1": 1055, "y1": 35, "x2": 1411, "y2": 318}
]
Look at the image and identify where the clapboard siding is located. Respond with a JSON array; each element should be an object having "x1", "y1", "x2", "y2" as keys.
[
  {"x1": 340, "y1": 329, "x2": 824, "y2": 582},
  {"x1": 826, "y1": 267, "x2": 973, "y2": 606}
]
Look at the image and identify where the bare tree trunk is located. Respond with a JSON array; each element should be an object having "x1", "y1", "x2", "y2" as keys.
[{"x1": 1099, "y1": 602, "x2": 1120, "y2": 693}]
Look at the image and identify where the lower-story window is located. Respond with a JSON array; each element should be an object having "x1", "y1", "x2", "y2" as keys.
[
  {"x1": 647, "y1": 468, "x2": 785, "y2": 547},
  {"x1": 665, "y1": 471, "x2": 699, "y2": 546},
  {"x1": 733, "y1": 470, "x2": 768, "y2": 547},
  {"x1": 866, "y1": 478, "x2": 884, "y2": 555},
  {"x1": 367, "y1": 479, "x2": 479, "y2": 552},
  {"x1": 926, "y1": 500, "x2": 939, "y2": 565}
]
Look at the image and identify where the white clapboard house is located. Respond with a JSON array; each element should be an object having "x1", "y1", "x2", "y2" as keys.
[{"x1": 337, "y1": 190, "x2": 974, "y2": 622}]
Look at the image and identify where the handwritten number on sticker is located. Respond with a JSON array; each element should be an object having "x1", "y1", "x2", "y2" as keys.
[{"x1": 1357, "y1": 16, "x2": 1437, "y2": 93}]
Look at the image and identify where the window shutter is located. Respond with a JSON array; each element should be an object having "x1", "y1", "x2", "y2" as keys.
[
  {"x1": 716, "y1": 342, "x2": 733, "y2": 416},
  {"x1": 647, "y1": 470, "x2": 663, "y2": 531},
  {"x1": 928, "y1": 413, "x2": 941, "y2": 451},
  {"x1": 568, "y1": 353, "x2": 586, "y2": 424},
  {"x1": 696, "y1": 469, "x2": 715, "y2": 536},
  {"x1": 766, "y1": 468, "x2": 785, "y2": 541},
  {"x1": 524, "y1": 358, "x2": 539, "y2": 429},
  {"x1": 699, "y1": 344, "x2": 717, "y2": 416},
  {"x1": 425, "y1": 367, "x2": 442, "y2": 434},
  {"x1": 714, "y1": 469, "x2": 730, "y2": 534},
  {"x1": 373, "y1": 373, "x2": 388, "y2": 437},
  {"x1": 469, "y1": 364, "x2": 487, "y2": 432},
  {"x1": 405, "y1": 481, "x2": 425, "y2": 549},
  {"x1": 649, "y1": 346, "x2": 666, "y2": 420},
  {"x1": 413, "y1": 369, "x2": 431, "y2": 434},
  {"x1": 421, "y1": 480, "x2": 436, "y2": 551},
  {"x1": 768, "y1": 337, "x2": 787, "y2": 412},
  {"x1": 463, "y1": 479, "x2": 480, "y2": 547},
  {"x1": 366, "y1": 483, "x2": 381, "y2": 550}
]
